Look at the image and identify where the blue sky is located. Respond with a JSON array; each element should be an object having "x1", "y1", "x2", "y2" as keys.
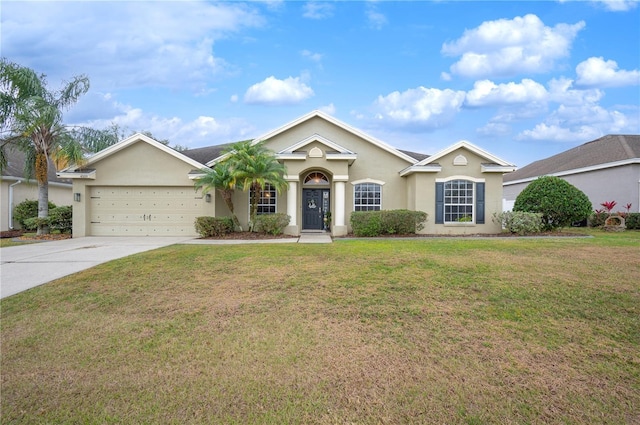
[{"x1": 2, "y1": 0, "x2": 639, "y2": 167}]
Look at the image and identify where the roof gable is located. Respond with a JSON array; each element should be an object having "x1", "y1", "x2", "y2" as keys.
[
  {"x1": 253, "y1": 110, "x2": 419, "y2": 164},
  {"x1": 60, "y1": 133, "x2": 206, "y2": 172},
  {"x1": 504, "y1": 134, "x2": 640, "y2": 183},
  {"x1": 417, "y1": 140, "x2": 514, "y2": 167}
]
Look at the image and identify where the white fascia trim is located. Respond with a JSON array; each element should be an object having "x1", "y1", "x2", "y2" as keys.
[
  {"x1": 418, "y1": 140, "x2": 515, "y2": 168},
  {"x1": 436, "y1": 175, "x2": 485, "y2": 183},
  {"x1": 56, "y1": 170, "x2": 96, "y2": 180},
  {"x1": 254, "y1": 110, "x2": 418, "y2": 165},
  {"x1": 481, "y1": 164, "x2": 517, "y2": 173},
  {"x1": 275, "y1": 153, "x2": 307, "y2": 160},
  {"x1": 60, "y1": 133, "x2": 206, "y2": 172},
  {"x1": 326, "y1": 153, "x2": 358, "y2": 164},
  {"x1": 503, "y1": 158, "x2": 640, "y2": 186},
  {"x1": 399, "y1": 164, "x2": 442, "y2": 177}
]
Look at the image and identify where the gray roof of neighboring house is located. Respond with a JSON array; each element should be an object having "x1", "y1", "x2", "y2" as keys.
[
  {"x1": 1, "y1": 148, "x2": 71, "y2": 185},
  {"x1": 504, "y1": 134, "x2": 640, "y2": 183},
  {"x1": 181, "y1": 143, "x2": 430, "y2": 165}
]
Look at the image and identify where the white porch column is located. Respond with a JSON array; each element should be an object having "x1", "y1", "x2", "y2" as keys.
[
  {"x1": 287, "y1": 181, "x2": 297, "y2": 225},
  {"x1": 333, "y1": 180, "x2": 347, "y2": 236}
]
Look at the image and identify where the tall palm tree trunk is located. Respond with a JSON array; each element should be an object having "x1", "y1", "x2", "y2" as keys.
[{"x1": 35, "y1": 152, "x2": 50, "y2": 235}]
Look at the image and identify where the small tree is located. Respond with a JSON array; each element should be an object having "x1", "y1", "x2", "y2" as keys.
[
  {"x1": 513, "y1": 176, "x2": 592, "y2": 230},
  {"x1": 193, "y1": 161, "x2": 242, "y2": 231}
]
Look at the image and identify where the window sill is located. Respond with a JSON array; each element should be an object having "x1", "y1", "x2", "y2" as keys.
[{"x1": 443, "y1": 222, "x2": 475, "y2": 227}]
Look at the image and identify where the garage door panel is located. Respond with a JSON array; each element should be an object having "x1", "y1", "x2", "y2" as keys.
[{"x1": 89, "y1": 186, "x2": 206, "y2": 236}]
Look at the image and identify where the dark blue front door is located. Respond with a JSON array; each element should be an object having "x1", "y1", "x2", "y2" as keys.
[{"x1": 303, "y1": 189, "x2": 328, "y2": 230}]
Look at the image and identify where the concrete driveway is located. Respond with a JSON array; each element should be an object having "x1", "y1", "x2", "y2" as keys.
[{"x1": 0, "y1": 236, "x2": 194, "y2": 299}]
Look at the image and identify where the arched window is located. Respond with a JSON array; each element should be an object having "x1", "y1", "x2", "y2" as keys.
[
  {"x1": 304, "y1": 172, "x2": 329, "y2": 185},
  {"x1": 354, "y1": 183, "x2": 382, "y2": 211}
]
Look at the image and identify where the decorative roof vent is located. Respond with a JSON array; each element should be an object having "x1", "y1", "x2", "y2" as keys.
[
  {"x1": 309, "y1": 147, "x2": 323, "y2": 158},
  {"x1": 453, "y1": 154, "x2": 468, "y2": 166}
]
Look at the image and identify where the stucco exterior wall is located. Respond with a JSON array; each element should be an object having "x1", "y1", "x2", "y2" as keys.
[
  {"x1": 413, "y1": 147, "x2": 505, "y2": 235},
  {"x1": 72, "y1": 141, "x2": 214, "y2": 236},
  {"x1": 1, "y1": 179, "x2": 72, "y2": 231},
  {"x1": 503, "y1": 164, "x2": 640, "y2": 213}
]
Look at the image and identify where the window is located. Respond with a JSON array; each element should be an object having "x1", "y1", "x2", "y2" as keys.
[
  {"x1": 354, "y1": 183, "x2": 381, "y2": 211},
  {"x1": 250, "y1": 183, "x2": 276, "y2": 215},
  {"x1": 435, "y1": 180, "x2": 485, "y2": 224},
  {"x1": 444, "y1": 179, "x2": 473, "y2": 222}
]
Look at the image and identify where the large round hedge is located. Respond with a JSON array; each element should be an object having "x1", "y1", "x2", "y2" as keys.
[{"x1": 513, "y1": 176, "x2": 592, "y2": 230}]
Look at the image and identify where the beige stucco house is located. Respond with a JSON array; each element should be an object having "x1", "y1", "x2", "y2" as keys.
[{"x1": 59, "y1": 111, "x2": 516, "y2": 237}]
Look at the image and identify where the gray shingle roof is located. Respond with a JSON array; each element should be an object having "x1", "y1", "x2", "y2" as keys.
[
  {"x1": 504, "y1": 134, "x2": 640, "y2": 182},
  {"x1": 1, "y1": 147, "x2": 71, "y2": 184},
  {"x1": 180, "y1": 144, "x2": 232, "y2": 165}
]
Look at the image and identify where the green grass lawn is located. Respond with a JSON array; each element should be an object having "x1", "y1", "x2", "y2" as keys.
[{"x1": 2, "y1": 230, "x2": 639, "y2": 424}]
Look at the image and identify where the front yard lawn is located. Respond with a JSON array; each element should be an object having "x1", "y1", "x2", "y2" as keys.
[{"x1": 1, "y1": 230, "x2": 639, "y2": 424}]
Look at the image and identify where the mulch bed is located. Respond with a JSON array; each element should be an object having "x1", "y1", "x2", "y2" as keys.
[{"x1": 0, "y1": 230, "x2": 72, "y2": 241}]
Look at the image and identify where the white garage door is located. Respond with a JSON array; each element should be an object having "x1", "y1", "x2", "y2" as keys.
[{"x1": 89, "y1": 187, "x2": 207, "y2": 236}]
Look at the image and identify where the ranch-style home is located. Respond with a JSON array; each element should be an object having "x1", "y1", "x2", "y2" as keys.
[{"x1": 58, "y1": 110, "x2": 516, "y2": 237}]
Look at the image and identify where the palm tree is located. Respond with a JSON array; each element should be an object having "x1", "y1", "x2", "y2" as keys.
[
  {"x1": 226, "y1": 140, "x2": 288, "y2": 231},
  {"x1": 193, "y1": 161, "x2": 243, "y2": 231},
  {"x1": 0, "y1": 59, "x2": 112, "y2": 235}
]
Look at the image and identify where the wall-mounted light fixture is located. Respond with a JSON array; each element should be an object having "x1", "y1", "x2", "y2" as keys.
[
  {"x1": 74, "y1": 193, "x2": 81, "y2": 202},
  {"x1": 205, "y1": 193, "x2": 211, "y2": 203}
]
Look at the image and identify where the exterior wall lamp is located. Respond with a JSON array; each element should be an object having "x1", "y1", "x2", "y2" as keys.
[
  {"x1": 205, "y1": 193, "x2": 211, "y2": 203},
  {"x1": 74, "y1": 193, "x2": 81, "y2": 202}
]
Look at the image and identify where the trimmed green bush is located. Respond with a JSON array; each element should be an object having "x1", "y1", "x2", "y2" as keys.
[
  {"x1": 194, "y1": 216, "x2": 234, "y2": 238},
  {"x1": 351, "y1": 210, "x2": 427, "y2": 237},
  {"x1": 13, "y1": 199, "x2": 56, "y2": 230},
  {"x1": 514, "y1": 176, "x2": 592, "y2": 230},
  {"x1": 492, "y1": 211, "x2": 544, "y2": 235},
  {"x1": 49, "y1": 206, "x2": 73, "y2": 233},
  {"x1": 625, "y1": 213, "x2": 640, "y2": 230},
  {"x1": 23, "y1": 216, "x2": 50, "y2": 231},
  {"x1": 254, "y1": 213, "x2": 291, "y2": 235}
]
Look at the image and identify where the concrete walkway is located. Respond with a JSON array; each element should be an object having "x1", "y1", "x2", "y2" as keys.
[{"x1": 0, "y1": 236, "x2": 193, "y2": 299}]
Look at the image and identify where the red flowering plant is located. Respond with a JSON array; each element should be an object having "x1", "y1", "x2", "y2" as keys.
[{"x1": 600, "y1": 201, "x2": 617, "y2": 215}]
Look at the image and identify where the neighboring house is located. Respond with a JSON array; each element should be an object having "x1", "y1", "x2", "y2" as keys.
[
  {"x1": 0, "y1": 148, "x2": 73, "y2": 231},
  {"x1": 503, "y1": 135, "x2": 640, "y2": 212},
  {"x1": 59, "y1": 111, "x2": 516, "y2": 237}
]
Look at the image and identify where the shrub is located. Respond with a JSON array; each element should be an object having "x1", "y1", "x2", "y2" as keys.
[
  {"x1": 194, "y1": 216, "x2": 234, "y2": 238},
  {"x1": 13, "y1": 199, "x2": 56, "y2": 230},
  {"x1": 351, "y1": 210, "x2": 427, "y2": 237},
  {"x1": 513, "y1": 176, "x2": 592, "y2": 230},
  {"x1": 23, "y1": 216, "x2": 50, "y2": 231},
  {"x1": 49, "y1": 206, "x2": 73, "y2": 233},
  {"x1": 253, "y1": 213, "x2": 291, "y2": 235},
  {"x1": 589, "y1": 211, "x2": 608, "y2": 227},
  {"x1": 626, "y1": 213, "x2": 640, "y2": 230},
  {"x1": 492, "y1": 211, "x2": 544, "y2": 235}
]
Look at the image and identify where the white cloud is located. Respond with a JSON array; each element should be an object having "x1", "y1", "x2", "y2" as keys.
[
  {"x1": 302, "y1": 2, "x2": 334, "y2": 19},
  {"x1": 518, "y1": 123, "x2": 602, "y2": 142},
  {"x1": 590, "y1": 0, "x2": 639, "y2": 11},
  {"x1": 442, "y1": 14, "x2": 585, "y2": 78},
  {"x1": 466, "y1": 79, "x2": 548, "y2": 107},
  {"x1": 319, "y1": 103, "x2": 336, "y2": 115},
  {"x1": 244, "y1": 76, "x2": 315, "y2": 105},
  {"x1": 575, "y1": 57, "x2": 640, "y2": 88},
  {"x1": 366, "y1": 4, "x2": 388, "y2": 30},
  {"x1": 301, "y1": 50, "x2": 323, "y2": 63},
  {"x1": 1, "y1": 2, "x2": 264, "y2": 91},
  {"x1": 373, "y1": 87, "x2": 466, "y2": 129}
]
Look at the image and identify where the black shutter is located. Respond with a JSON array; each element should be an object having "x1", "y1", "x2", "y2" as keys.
[
  {"x1": 435, "y1": 182, "x2": 444, "y2": 224},
  {"x1": 476, "y1": 182, "x2": 485, "y2": 224}
]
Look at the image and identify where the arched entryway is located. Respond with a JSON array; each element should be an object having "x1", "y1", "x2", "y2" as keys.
[{"x1": 302, "y1": 171, "x2": 330, "y2": 231}]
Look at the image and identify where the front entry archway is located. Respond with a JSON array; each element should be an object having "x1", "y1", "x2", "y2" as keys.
[{"x1": 302, "y1": 188, "x2": 330, "y2": 230}]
